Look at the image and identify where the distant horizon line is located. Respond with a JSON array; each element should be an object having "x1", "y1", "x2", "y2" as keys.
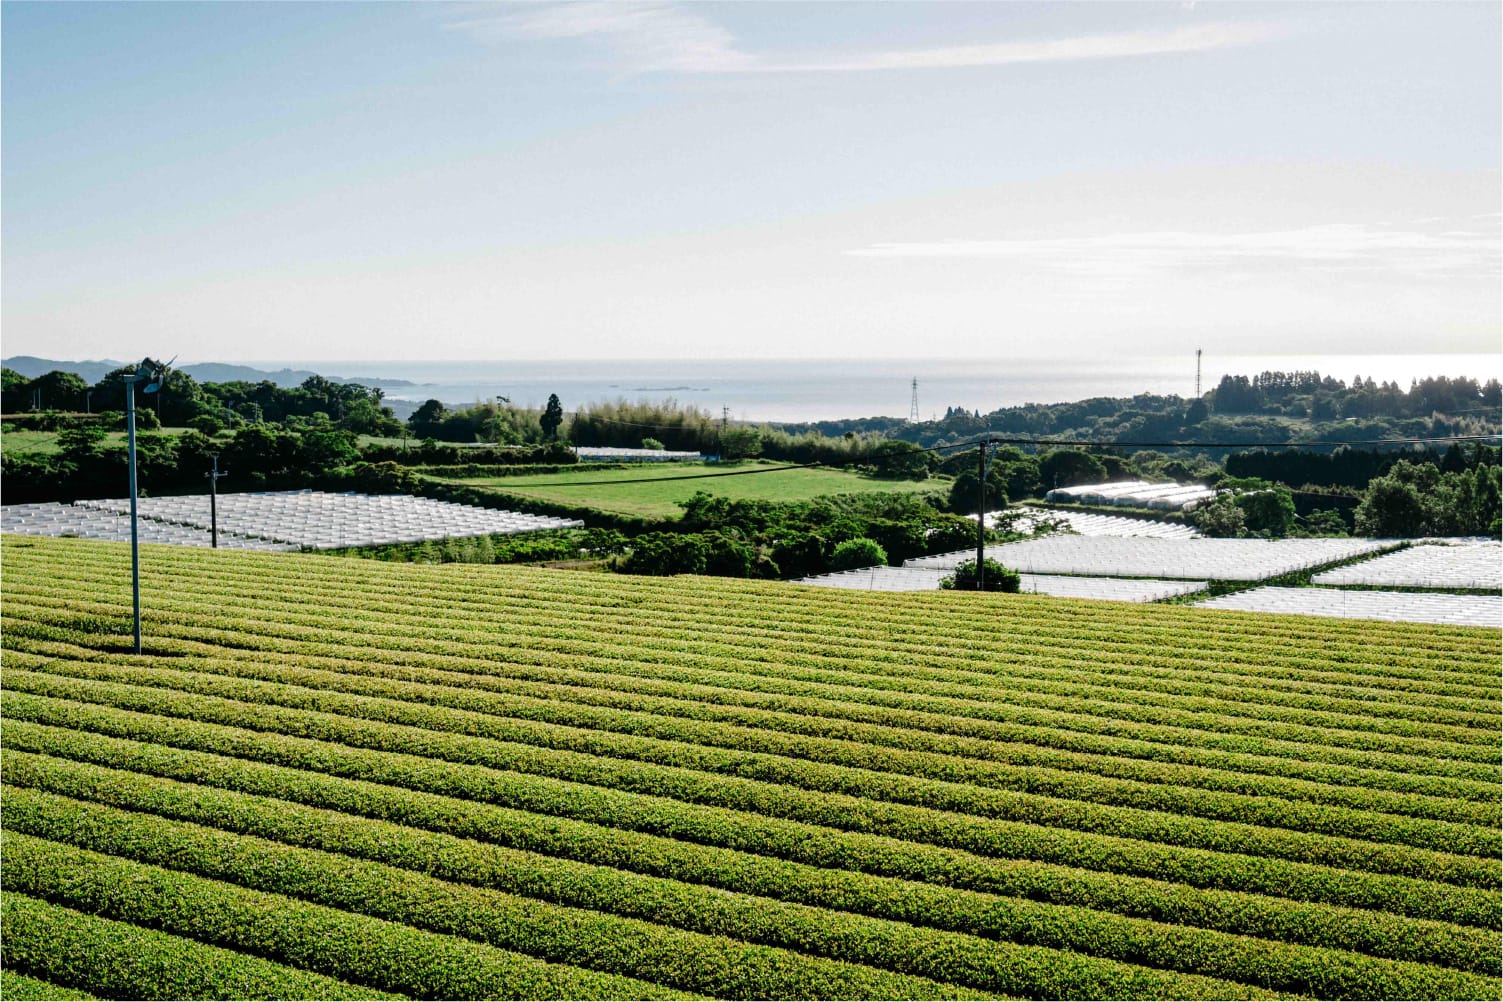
[{"x1": 7, "y1": 350, "x2": 1497, "y2": 368}]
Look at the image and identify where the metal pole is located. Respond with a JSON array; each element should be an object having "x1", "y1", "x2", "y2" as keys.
[
  {"x1": 128, "y1": 380, "x2": 142, "y2": 654},
  {"x1": 209, "y1": 454, "x2": 220, "y2": 548},
  {"x1": 975, "y1": 441, "x2": 986, "y2": 590}
]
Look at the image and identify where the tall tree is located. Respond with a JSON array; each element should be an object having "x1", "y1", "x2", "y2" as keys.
[
  {"x1": 540, "y1": 393, "x2": 564, "y2": 440},
  {"x1": 407, "y1": 399, "x2": 448, "y2": 439}
]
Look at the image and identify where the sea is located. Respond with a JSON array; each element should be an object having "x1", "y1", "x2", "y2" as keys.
[{"x1": 252, "y1": 354, "x2": 1501, "y2": 425}]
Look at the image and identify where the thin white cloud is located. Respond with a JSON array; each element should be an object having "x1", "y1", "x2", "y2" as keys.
[
  {"x1": 766, "y1": 22, "x2": 1288, "y2": 73},
  {"x1": 846, "y1": 223, "x2": 1502, "y2": 278},
  {"x1": 450, "y1": 1, "x2": 753, "y2": 73},
  {"x1": 452, "y1": 2, "x2": 1286, "y2": 75}
]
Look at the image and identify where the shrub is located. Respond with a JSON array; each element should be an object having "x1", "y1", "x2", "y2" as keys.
[
  {"x1": 1193, "y1": 495, "x2": 1246, "y2": 538},
  {"x1": 941, "y1": 557, "x2": 1020, "y2": 592},
  {"x1": 829, "y1": 537, "x2": 888, "y2": 571},
  {"x1": 621, "y1": 532, "x2": 710, "y2": 575}
]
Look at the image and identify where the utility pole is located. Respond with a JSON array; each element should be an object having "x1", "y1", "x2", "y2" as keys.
[
  {"x1": 206, "y1": 453, "x2": 228, "y2": 548},
  {"x1": 975, "y1": 440, "x2": 987, "y2": 590},
  {"x1": 1195, "y1": 348, "x2": 1202, "y2": 399},
  {"x1": 123, "y1": 359, "x2": 165, "y2": 654},
  {"x1": 721, "y1": 406, "x2": 729, "y2": 459}
]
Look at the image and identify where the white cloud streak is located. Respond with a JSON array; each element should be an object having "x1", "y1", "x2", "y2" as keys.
[
  {"x1": 764, "y1": 22, "x2": 1288, "y2": 73},
  {"x1": 455, "y1": 2, "x2": 754, "y2": 73},
  {"x1": 845, "y1": 223, "x2": 1502, "y2": 278},
  {"x1": 454, "y1": 2, "x2": 1286, "y2": 75}
]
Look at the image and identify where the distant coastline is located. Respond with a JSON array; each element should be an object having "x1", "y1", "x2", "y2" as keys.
[
  {"x1": 6, "y1": 353, "x2": 1498, "y2": 424},
  {"x1": 1, "y1": 356, "x2": 417, "y2": 389},
  {"x1": 252, "y1": 354, "x2": 1503, "y2": 424}
]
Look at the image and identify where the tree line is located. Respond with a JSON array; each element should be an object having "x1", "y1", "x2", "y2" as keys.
[
  {"x1": 5, "y1": 365, "x2": 1496, "y2": 542},
  {"x1": 2, "y1": 366, "x2": 403, "y2": 437}
]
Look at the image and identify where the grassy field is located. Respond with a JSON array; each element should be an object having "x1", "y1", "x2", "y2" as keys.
[
  {"x1": 1, "y1": 534, "x2": 1499, "y2": 1000},
  {"x1": 0, "y1": 426, "x2": 192, "y2": 455},
  {"x1": 436, "y1": 460, "x2": 945, "y2": 518}
]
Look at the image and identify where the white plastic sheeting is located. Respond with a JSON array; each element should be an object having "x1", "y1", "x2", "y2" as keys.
[
  {"x1": 1, "y1": 502, "x2": 299, "y2": 551},
  {"x1": 16, "y1": 490, "x2": 582, "y2": 551},
  {"x1": 1312, "y1": 542, "x2": 1502, "y2": 591},
  {"x1": 1044, "y1": 479, "x2": 1217, "y2": 511},
  {"x1": 1054, "y1": 481, "x2": 1150, "y2": 503},
  {"x1": 1146, "y1": 488, "x2": 1217, "y2": 511},
  {"x1": 905, "y1": 536, "x2": 1391, "y2": 581},
  {"x1": 1197, "y1": 587, "x2": 1501, "y2": 629},
  {"x1": 793, "y1": 564, "x2": 1207, "y2": 601},
  {"x1": 991, "y1": 508, "x2": 1202, "y2": 540},
  {"x1": 576, "y1": 446, "x2": 701, "y2": 462}
]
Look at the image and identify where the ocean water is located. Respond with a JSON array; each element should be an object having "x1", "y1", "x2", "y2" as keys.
[{"x1": 255, "y1": 354, "x2": 1501, "y2": 424}]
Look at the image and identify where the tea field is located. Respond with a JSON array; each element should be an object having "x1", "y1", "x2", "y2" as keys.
[{"x1": 1, "y1": 535, "x2": 1499, "y2": 1000}]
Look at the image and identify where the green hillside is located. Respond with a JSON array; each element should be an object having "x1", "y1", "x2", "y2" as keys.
[{"x1": 1, "y1": 535, "x2": 1499, "y2": 1000}]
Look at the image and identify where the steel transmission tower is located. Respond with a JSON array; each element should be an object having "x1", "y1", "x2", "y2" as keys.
[{"x1": 909, "y1": 379, "x2": 920, "y2": 422}]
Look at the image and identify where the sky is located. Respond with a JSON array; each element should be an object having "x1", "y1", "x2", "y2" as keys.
[{"x1": 2, "y1": 1, "x2": 1499, "y2": 363}]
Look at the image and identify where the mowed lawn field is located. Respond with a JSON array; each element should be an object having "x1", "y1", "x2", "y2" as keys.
[
  {"x1": 433, "y1": 460, "x2": 944, "y2": 518},
  {"x1": 0, "y1": 426, "x2": 192, "y2": 456},
  {"x1": 1, "y1": 535, "x2": 1500, "y2": 1000}
]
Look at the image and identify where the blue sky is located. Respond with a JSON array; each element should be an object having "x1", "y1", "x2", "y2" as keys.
[{"x1": 3, "y1": 1, "x2": 1499, "y2": 362}]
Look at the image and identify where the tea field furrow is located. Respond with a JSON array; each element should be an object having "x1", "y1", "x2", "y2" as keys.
[
  {"x1": 133, "y1": 632, "x2": 1500, "y2": 800},
  {"x1": 10, "y1": 742, "x2": 1493, "y2": 978},
  {"x1": 37, "y1": 545, "x2": 1491, "y2": 656},
  {"x1": 0, "y1": 776, "x2": 1479, "y2": 1000},
  {"x1": 26, "y1": 634, "x2": 1483, "y2": 827},
  {"x1": 9, "y1": 589, "x2": 1498, "y2": 774},
  {"x1": 32, "y1": 545, "x2": 1498, "y2": 668},
  {"x1": 11, "y1": 568, "x2": 1499, "y2": 693},
  {"x1": 9, "y1": 663, "x2": 1496, "y2": 884},
  {"x1": 5, "y1": 791, "x2": 1011, "y2": 1002},
  {"x1": 9, "y1": 781, "x2": 1352, "y2": 1000},
  {"x1": 0, "y1": 894, "x2": 404, "y2": 1001},
  {"x1": 138, "y1": 552, "x2": 1503, "y2": 670},
  {"x1": 24, "y1": 577, "x2": 1493, "y2": 731},
  {"x1": 11, "y1": 568, "x2": 1498, "y2": 712},
  {"x1": 8, "y1": 604, "x2": 1497, "y2": 791},
  {"x1": 5, "y1": 692, "x2": 1498, "y2": 931},
  {"x1": 171, "y1": 645, "x2": 1503, "y2": 823},
  {"x1": 21, "y1": 650, "x2": 1493, "y2": 856},
  {"x1": 44, "y1": 584, "x2": 1500, "y2": 729},
  {"x1": 0, "y1": 967, "x2": 98, "y2": 1002},
  {"x1": 2, "y1": 834, "x2": 700, "y2": 1001},
  {"x1": 53, "y1": 576, "x2": 1496, "y2": 720},
  {"x1": 4, "y1": 537, "x2": 1497, "y2": 999}
]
